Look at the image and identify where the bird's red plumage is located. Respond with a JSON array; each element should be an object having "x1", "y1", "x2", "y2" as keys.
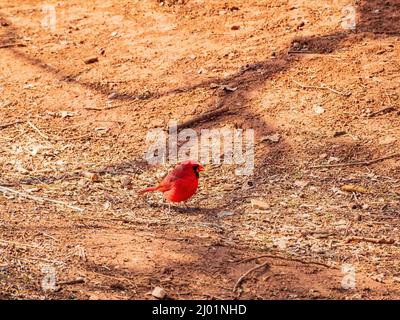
[{"x1": 139, "y1": 160, "x2": 203, "y2": 203}]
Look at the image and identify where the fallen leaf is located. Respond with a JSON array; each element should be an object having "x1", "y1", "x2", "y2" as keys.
[
  {"x1": 81, "y1": 171, "x2": 100, "y2": 182},
  {"x1": 261, "y1": 133, "x2": 281, "y2": 143},
  {"x1": 341, "y1": 184, "x2": 368, "y2": 194},
  {"x1": 294, "y1": 180, "x2": 309, "y2": 188}
]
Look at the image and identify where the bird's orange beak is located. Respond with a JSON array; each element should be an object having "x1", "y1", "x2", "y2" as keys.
[{"x1": 198, "y1": 165, "x2": 204, "y2": 172}]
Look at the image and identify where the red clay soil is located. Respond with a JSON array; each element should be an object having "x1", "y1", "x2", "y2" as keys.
[{"x1": 0, "y1": 0, "x2": 400, "y2": 299}]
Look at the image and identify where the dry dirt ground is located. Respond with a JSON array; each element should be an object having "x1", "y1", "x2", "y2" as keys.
[{"x1": 0, "y1": 0, "x2": 400, "y2": 300}]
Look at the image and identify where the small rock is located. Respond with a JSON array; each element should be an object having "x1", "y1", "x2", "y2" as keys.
[
  {"x1": 151, "y1": 286, "x2": 166, "y2": 299},
  {"x1": 333, "y1": 131, "x2": 347, "y2": 137},
  {"x1": 84, "y1": 56, "x2": 99, "y2": 64},
  {"x1": 371, "y1": 274, "x2": 385, "y2": 283},
  {"x1": 120, "y1": 175, "x2": 132, "y2": 187},
  {"x1": 242, "y1": 180, "x2": 254, "y2": 190},
  {"x1": 297, "y1": 21, "x2": 305, "y2": 29},
  {"x1": 379, "y1": 136, "x2": 397, "y2": 145},
  {"x1": 111, "y1": 31, "x2": 118, "y2": 37},
  {"x1": 24, "y1": 83, "x2": 35, "y2": 89},
  {"x1": 81, "y1": 171, "x2": 100, "y2": 182},
  {"x1": 210, "y1": 83, "x2": 220, "y2": 89},
  {"x1": 294, "y1": 180, "x2": 309, "y2": 188},
  {"x1": 351, "y1": 202, "x2": 362, "y2": 209},
  {"x1": 261, "y1": 133, "x2": 281, "y2": 143},
  {"x1": 0, "y1": 263, "x2": 8, "y2": 272},
  {"x1": 60, "y1": 110, "x2": 75, "y2": 118},
  {"x1": 314, "y1": 105, "x2": 325, "y2": 114},
  {"x1": 231, "y1": 25, "x2": 240, "y2": 30},
  {"x1": 292, "y1": 41, "x2": 300, "y2": 49},
  {"x1": 108, "y1": 92, "x2": 118, "y2": 99},
  {"x1": 103, "y1": 201, "x2": 111, "y2": 210},
  {"x1": 110, "y1": 282, "x2": 126, "y2": 291},
  {"x1": 327, "y1": 156, "x2": 340, "y2": 163},
  {"x1": 251, "y1": 199, "x2": 269, "y2": 210},
  {"x1": 309, "y1": 289, "x2": 320, "y2": 298},
  {"x1": 152, "y1": 118, "x2": 164, "y2": 127},
  {"x1": 217, "y1": 211, "x2": 234, "y2": 218},
  {"x1": 190, "y1": 54, "x2": 196, "y2": 60},
  {"x1": 222, "y1": 85, "x2": 237, "y2": 92}
]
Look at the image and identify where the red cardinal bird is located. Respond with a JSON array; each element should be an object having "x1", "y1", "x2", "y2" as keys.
[{"x1": 139, "y1": 160, "x2": 204, "y2": 203}]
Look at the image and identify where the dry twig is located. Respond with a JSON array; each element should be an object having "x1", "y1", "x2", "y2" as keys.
[
  {"x1": 27, "y1": 121, "x2": 50, "y2": 139},
  {"x1": 0, "y1": 43, "x2": 26, "y2": 49},
  {"x1": 57, "y1": 278, "x2": 85, "y2": 286},
  {"x1": 233, "y1": 260, "x2": 270, "y2": 292},
  {"x1": 0, "y1": 120, "x2": 24, "y2": 130},
  {"x1": 310, "y1": 152, "x2": 400, "y2": 169},
  {"x1": 345, "y1": 236, "x2": 395, "y2": 245},
  {"x1": 0, "y1": 185, "x2": 84, "y2": 212},
  {"x1": 28, "y1": 121, "x2": 94, "y2": 141},
  {"x1": 237, "y1": 253, "x2": 336, "y2": 269},
  {"x1": 369, "y1": 106, "x2": 397, "y2": 118}
]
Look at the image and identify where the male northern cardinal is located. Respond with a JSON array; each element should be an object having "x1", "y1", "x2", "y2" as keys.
[{"x1": 139, "y1": 160, "x2": 204, "y2": 203}]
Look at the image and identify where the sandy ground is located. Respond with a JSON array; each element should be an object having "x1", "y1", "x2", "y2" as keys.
[{"x1": 0, "y1": 0, "x2": 400, "y2": 299}]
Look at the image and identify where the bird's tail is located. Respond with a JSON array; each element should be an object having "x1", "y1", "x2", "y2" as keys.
[{"x1": 138, "y1": 186, "x2": 159, "y2": 194}]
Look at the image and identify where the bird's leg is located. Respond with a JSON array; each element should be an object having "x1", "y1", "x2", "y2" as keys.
[
  {"x1": 184, "y1": 201, "x2": 196, "y2": 213},
  {"x1": 162, "y1": 202, "x2": 171, "y2": 217}
]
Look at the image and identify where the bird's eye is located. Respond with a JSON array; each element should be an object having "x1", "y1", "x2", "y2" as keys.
[{"x1": 193, "y1": 165, "x2": 199, "y2": 171}]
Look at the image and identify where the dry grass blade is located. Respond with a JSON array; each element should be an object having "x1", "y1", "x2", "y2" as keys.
[
  {"x1": 27, "y1": 120, "x2": 95, "y2": 141},
  {"x1": 293, "y1": 79, "x2": 351, "y2": 96},
  {"x1": 0, "y1": 239, "x2": 40, "y2": 249},
  {"x1": 0, "y1": 185, "x2": 84, "y2": 212}
]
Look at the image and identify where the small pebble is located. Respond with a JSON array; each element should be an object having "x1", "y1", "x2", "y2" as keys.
[
  {"x1": 84, "y1": 56, "x2": 99, "y2": 64},
  {"x1": 152, "y1": 286, "x2": 166, "y2": 299}
]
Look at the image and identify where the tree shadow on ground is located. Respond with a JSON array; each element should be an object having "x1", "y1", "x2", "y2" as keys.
[{"x1": 0, "y1": 0, "x2": 399, "y2": 201}]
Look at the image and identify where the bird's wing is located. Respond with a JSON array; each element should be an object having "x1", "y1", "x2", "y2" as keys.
[{"x1": 157, "y1": 172, "x2": 180, "y2": 192}]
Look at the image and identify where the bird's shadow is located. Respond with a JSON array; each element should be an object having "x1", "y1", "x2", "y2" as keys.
[{"x1": 146, "y1": 201, "x2": 222, "y2": 216}]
